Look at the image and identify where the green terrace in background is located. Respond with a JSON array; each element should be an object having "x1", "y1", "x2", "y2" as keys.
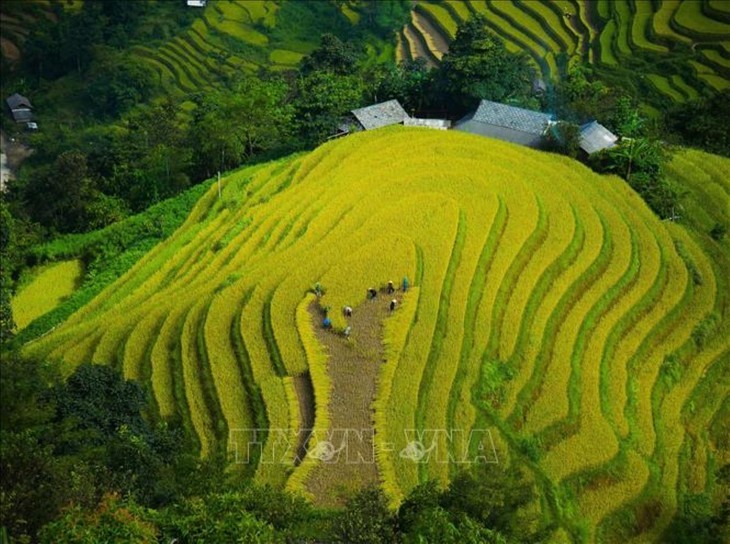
[{"x1": 399, "y1": 0, "x2": 730, "y2": 112}]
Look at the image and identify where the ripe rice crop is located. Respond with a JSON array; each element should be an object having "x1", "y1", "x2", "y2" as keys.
[
  {"x1": 11, "y1": 259, "x2": 83, "y2": 330},
  {"x1": 21, "y1": 127, "x2": 729, "y2": 540}
]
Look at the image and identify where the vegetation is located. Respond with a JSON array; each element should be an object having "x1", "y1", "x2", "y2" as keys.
[
  {"x1": 1, "y1": 3, "x2": 729, "y2": 543},
  {"x1": 5, "y1": 126, "x2": 726, "y2": 542},
  {"x1": 10, "y1": 259, "x2": 83, "y2": 330}
]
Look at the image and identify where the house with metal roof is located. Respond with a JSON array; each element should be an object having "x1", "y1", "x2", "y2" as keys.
[
  {"x1": 5, "y1": 93, "x2": 33, "y2": 124},
  {"x1": 350, "y1": 99, "x2": 410, "y2": 131},
  {"x1": 454, "y1": 100, "x2": 554, "y2": 148},
  {"x1": 579, "y1": 120, "x2": 618, "y2": 155}
]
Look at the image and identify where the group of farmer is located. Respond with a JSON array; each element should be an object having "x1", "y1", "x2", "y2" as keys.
[{"x1": 321, "y1": 277, "x2": 410, "y2": 338}]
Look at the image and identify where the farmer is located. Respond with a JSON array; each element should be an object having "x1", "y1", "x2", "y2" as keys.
[
  {"x1": 387, "y1": 280, "x2": 395, "y2": 294},
  {"x1": 367, "y1": 287, "x2": 377, "y2": 299},
  {"x1": 402, "y1": 276, "x2": 409, "y2": 292},
  {"x1": 390, "y1": 299, "x2": 397, "y2": 311},
  {"x1": 344, "y1": 326, "x2": 351, "y2": 338},
  {"x1": 323, "y1": 317, "x2": 332, "y2": 329},
  {"x1": 343, "y1": 306, "x2": 353, "y2": 317}
]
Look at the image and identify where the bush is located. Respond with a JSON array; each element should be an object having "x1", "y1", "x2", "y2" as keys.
[
  {"x1": 333, "y1": 487, "x2": 396, "y2": 544},
  {"x1": 710, "y1": 223, "x2": 726, "y2": 241}
]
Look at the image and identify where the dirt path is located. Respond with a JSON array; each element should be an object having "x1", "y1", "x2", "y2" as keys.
[{"x1": 304, "y1": 288, "x2": 404, "y2": 507}]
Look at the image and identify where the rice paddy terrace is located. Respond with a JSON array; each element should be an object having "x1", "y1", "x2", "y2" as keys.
[
  {"x1": 20, "y1": 128, "x2": 729, "y2": 542},
  {"x1": 400, "y1": 0, "x2": 730, "y2": 109},
  {"x1": 0, "y1": 1, "x2": 384, "y2": 98}
]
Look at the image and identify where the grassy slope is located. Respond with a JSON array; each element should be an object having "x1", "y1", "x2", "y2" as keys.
[{"x1": 18, "y1": 128, "x2": 729, "y2": 542}]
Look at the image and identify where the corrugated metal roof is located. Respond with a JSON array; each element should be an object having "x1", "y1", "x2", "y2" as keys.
[
  {"x1": 351, "y1": 99, "x2": 409, "y2": 130},
  {"x1": 465, "y1": 99, "x2": 553, "y2": 135},
  {"x1": 6, "y1": 93, "x2": 32, "y2": 111},
  {"x1": 579, "y1": 121, "x2": 618, "y2": 154}
]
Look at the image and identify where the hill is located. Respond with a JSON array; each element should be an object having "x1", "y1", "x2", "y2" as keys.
[{"x1": 18, "y1": 127, "x2": 729, "y2": 542}]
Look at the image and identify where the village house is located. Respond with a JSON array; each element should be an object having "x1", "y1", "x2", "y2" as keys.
[
  {"x1": 334, "y1": 99, "x2": 452, "y2": 137},
  {"x1": 454, "y1": 99, "x2": 554, "y2": 148},
  {"x1": 578, "y1": 120, "x2": 619, "y2": 155},
  {"x1": 5, "y1": 93, "x2": 33, "y2": 124},
  {"x1": 350, "y1": 99, "x2": 410, "y2": 131}
]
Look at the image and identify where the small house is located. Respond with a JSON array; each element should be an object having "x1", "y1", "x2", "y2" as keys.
[
  {"x1": 350, "y1": 99, "x2": 410, "y2": 131},
  {"x1": 6, "y1": 93, "x2": 33, "y2": 124},
  {"x1": 454, "y1": 100, "x2": 554, "y2": 148},
  {"x1": 579, "y1": 120, "x2": 618, "y2": 155},
  {"x1": 186, "y1": 0, "x2": 207, "y2": 7}
]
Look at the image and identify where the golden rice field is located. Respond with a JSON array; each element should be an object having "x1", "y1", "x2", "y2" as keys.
[
  {"x1": 11, "y1": 259, "x2": 83, "y2": 330},
  {"x1": 21, "y1": 128, "x2": 729, "y2": 542}
]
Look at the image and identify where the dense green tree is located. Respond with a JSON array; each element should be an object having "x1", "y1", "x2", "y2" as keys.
[
  {"x1": 556, "y1": 63, "x2": 625, "y2": 125},
  {"x1": 591, "y1": 138, "x2": 679, "y2": 219},
  {"x1": 24, "y1": 151, "x2": 125, "y2": 233},
  {"x1": 0, "y1": 200, "x2": 16, "y2": 344},
  {"x1": 441, "y1": 465, "x2": 537, "y2": 539},
  {"x1": 300, "y1": 33, "x2": 360, "y2": 76},
  {"x1": 0, "y1": 430, "x2": 69, "y2": 539},
  {"x1": 667, "y1": 90, "x2": 730, "y2": 157},
  {"x1": 39, "y1": 494, "x2": 157, "y2": 544},
  {"x1": 544, "y1": 121, "x2": 582, "y2": 158},
  {"x1": 189, "y1": 77, "x2": 294, "y2": 178},
  {"x1": 333, "y1": 487, "x2": 396, "y2": 544},
  {"x1": 438, "y1": 15, "x2": 533, "y2": 115},
  {"x1": 49, "y1": 363, "x2": 147, "y2": 441},
  {"x1": 359, "y1": 0, "x2": 412, "y2": 38},
  {"x1": 85, "y1": 47, "x2": 155, "y2": 118},
  {"x1": 370, "y1": 58, "x2": 436, "y2": 115},
  {"x1": 295, "y1": 70, "x2": 365, "y2": 145}
]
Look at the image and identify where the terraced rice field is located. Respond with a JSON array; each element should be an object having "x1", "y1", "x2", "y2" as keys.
[
  {"x1": 22, "y1": 127, "x2": 729, "y2": 542},
  {"x1": 402, "y1": 0, "x2": 730, "y2": 107},
  {"x1": 130, "y1": 0, "x2": 356, "y2": 96},
  {"x1": 0, "y1": 0, "x2": 58, "y2": 65},
  {"x1": 11, "y1": 259, "x2": 84, "y2": 331}
]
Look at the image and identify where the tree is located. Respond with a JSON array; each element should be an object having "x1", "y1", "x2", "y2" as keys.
[
  {"x1": 0, "y1": 200, "x2": 16, "y2": 344},
  {"x1": 359, "y1": 0, "x2": 412, "y2": 38},
  {"x1": 544, "y1": 121, "x2": 582, "y2": 158},
  {"x1": 438, "y1": 15, "x2": 532, "y2": 115},
  {"x1": 300, "y1": 33, "x2": 360, "y2": 76},
  {"x1": 333, "y1": 487, "x2": 396, "y2": 544},
  {"x1": 24, "y1": 151, "x2": 123, "y2": 233},
  {"x1": 667, "y1": 90, "x2": 730, "y2": 157},
  {"x1": 85, "y1": 47, "x2": 155, "y2": 117},
  {"x1": 39, "y1": 494, "x2": 157, "y2": 544},
  {"x1": 294, "y1": 70, "x2": 365, "y2": 145},
  {"x1": 370, "y1": 58, "x2": 436, "y2": 115},
  {"x1": 440, "y1": 465, "x2": 536, "y2": 539},
  {"x1": 591, "y1": 138, "x2": 679, "y2": 219},
  {"x1": 189, "y1": 77, "x2": 294, "y2": 178},
  {"x1": 555, "y1": 63, "x2": 625, "y2": 126},
  {"x1": 50, "y1": 363, "x2": 148, "y2": 441}
]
